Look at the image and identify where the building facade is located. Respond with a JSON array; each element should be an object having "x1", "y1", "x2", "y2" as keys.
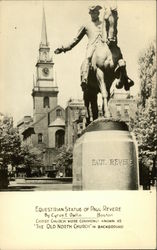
[
  {"x1": 108, "y1": 89, "x2": 137, "y2": 123},
  {"x1": 65, "y1": 99, "x2": 86, "y2": 147}
]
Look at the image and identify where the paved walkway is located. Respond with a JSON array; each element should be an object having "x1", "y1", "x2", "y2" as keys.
[
  {"x1": 1, "y1": 181, "x2": 156, "y2": 192},
  {"x1": 2, "y1": 181, "x2": 73, "y2": 191}
]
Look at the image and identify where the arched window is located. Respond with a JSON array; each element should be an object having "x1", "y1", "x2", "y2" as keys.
[
  {"x1": 56, "y1": 109, "x2": 62, "y2": 117},
  {"x1": 116, "y1": 104, "x2": 121, "y2": 116},
  {"x1": 43, "y1": 96, "x2": 49, "y2": 108},
  {"x1": 38, "y1": 133, "x2": 43, "y2": 144},
  {"x1": 55, "y1": 130, "x2": 65, "y2": 148}
]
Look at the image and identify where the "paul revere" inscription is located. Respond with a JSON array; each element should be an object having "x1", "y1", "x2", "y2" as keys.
[{"x1": 92, "y1": 159, "x2": 133, "y2": 166}]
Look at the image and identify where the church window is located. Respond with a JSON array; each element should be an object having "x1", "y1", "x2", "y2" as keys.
[
  {"x1": 124, "y1": 104, "x2": 129, "y2": 114},
  {"x1": 116, "y1": 104, "x2": 121, "y2": 116},
  {"x1": 38, "y1": 133, "x2": 43, "y2": 144},
  {"x1": 55, "y1": 130, "x2": 65, "y2": 148},
  {"x1": 56, "y1": 109, "x2": 62, "y2": 117},
  {"x1": 43, "y1": 51, "x2": 47, "y2": 61},
  {"x1": 43, "y1": 96, "x2": 49, "y2": 108}
]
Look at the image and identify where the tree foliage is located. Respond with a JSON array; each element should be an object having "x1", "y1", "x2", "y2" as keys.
[
  {"x1": 130, "y1": 40, "x2": 157, "y2": 181},
  {"x1": 138, "y1": 41, "x2": 156, "y2": 107},
  {"x1": 131, "y1": 98, "x2": 157, "y2": 165},
  {"x1": 0, "y1": 115, "x2": 21, "y2": 166},
  {"x1": 54, "y1": 146, "x2": 73, "y2": 177},
  {"x1": 16, "y1": 145, "x2": 43, "y2": 176},
  {"x1": 19, "y1": 145, "x2": 43, "y2": 168},
  {"x1": 0, "y1": 115, "x2": 43, "y2": 177}
]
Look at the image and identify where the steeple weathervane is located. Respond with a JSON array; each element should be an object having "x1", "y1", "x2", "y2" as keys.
[{"x1": 40, "y1": 7, "x2": 48, "y2": 47}]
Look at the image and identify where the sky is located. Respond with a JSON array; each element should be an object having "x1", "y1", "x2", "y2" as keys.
[{"x1": 0, "y1": 0, "x2": 156, "y2": 125}]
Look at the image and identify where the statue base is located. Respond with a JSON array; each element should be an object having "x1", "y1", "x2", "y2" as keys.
[{"x1": 72, "y1": 118, "x2": 139, "y2": 190}]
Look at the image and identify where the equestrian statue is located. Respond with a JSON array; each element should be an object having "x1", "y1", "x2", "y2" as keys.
[{"x1": 54, "y1": 4, "x2": 134, "y2": 126}]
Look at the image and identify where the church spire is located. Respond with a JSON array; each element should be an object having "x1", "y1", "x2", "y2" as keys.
[{"x1": 40, "y1": 7, "x2": 48, "y2": 47}]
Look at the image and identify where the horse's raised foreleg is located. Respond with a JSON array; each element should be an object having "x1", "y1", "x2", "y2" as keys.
[{"x1": 96, "y1": 68, "x2": 110, "y2": 118}]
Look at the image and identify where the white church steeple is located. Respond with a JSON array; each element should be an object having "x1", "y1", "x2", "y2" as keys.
[
  {"x1": 40, "y1": 8, "x2": 48, "y2": 48},
  {"x1": 32, "y1": 7, "x2": 58, "y2": 123}
]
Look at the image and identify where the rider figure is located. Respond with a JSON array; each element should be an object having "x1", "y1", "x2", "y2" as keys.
[{"x1": 54, "y1": 4, "x2": 134, "y2": 91}]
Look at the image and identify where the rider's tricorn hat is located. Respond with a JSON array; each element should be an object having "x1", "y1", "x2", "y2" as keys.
[{"x1": 88, "y1": 5, "x2": 102, "y2": 12}]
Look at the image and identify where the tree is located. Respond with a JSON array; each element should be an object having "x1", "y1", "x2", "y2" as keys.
[
  {"x1": 132, "y1": 98, "x2": 157, "y2": 163},
  {"x1": 138, "y1": 40, "x2": 156, "y2": 107},
  {"x1": 130, "y1": 40, "x2": 157, "y2": 187},
  {"x1": 19, "y1": 145, "x2": 44, "y2": 177},
  {"x1": 54, "y1": 146, "x2": 73, "y2": 177},
  {"x1": 0, "y1": 115, "x2": 21, "y2": 167},
  {"x1": 0, "y1": 114, "x2": 44, "y2": 185},
  {"x1": 0, "y1": 115, "x2": 22, "y2": 188}
]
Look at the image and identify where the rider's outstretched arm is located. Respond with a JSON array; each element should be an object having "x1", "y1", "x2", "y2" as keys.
[{"x1": 55, "y1": 26, "x2": 86, "y2": 54}]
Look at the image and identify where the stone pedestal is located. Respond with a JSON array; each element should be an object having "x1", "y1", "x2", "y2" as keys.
[{"x1": 72, "y1": 119, "x2": 139, "y2": 190}]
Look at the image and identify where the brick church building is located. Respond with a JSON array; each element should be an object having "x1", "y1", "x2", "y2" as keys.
[{"x1": 17, "y1": 9, "x2": 85, "y2": 171}]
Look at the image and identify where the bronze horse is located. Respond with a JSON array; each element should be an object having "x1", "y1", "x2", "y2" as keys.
[{"x1": 81, "y1": 40, "x2": 133, "y2": 126}]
